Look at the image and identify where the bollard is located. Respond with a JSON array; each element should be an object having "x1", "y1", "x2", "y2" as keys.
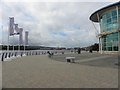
[
  {"x1": 30, "y1": 51, "x2": 32, "y2": 55},
  {"x1": 30, "y1": 52, "x2": 31, "y2": 56},
  {"x1": 16, "y1": 52, "x2": 18, "y2": 56},
  {"x1": 15, "y1": 52, "x2": 17, "y2": 56},
  {"x1": 8, "y1": 52, "x2": 11, "y2": 57},
  {"x1": 13, "y1": 52, "x2": 15, "y2": 57},
  {"x1": 4, "y1": 53, "x2": 7, "y2": 58},
  {"x1": 21, "y1": 52, "x2": 23, "y2": 57},
  {"x1": 11, "y1": 52, "x2": 13, "y2": 56},
  {"x1": 27, "y1": 52, "x2": 28, "y2": 56},
  {"x1": 11, "y1": 52, "x2": 12, "y2": 56},
  {"x1": 1, "y1": 53, "x2": 4, "y2": 61}
]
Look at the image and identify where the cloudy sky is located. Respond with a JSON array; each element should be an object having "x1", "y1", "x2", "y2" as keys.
[{"x1": 0, "y1": 0, "x2": 118, "y2": 47}]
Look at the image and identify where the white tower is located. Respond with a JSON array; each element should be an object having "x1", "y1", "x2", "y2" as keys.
[
  {"x1": 25, "y1": 31, "x2": 28, "y2": 45},
  {"x1": 19, "y1": 28, "x2": 23, "y2": 45}
]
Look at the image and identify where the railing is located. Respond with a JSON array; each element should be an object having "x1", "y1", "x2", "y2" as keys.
[{"x1": 0, "y1": 50, "x2": 71, "y2": 61}]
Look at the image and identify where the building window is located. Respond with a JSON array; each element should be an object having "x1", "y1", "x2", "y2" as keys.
[
  {"x1": 100, "y1": 9, "x2": 118, "y2": 33},
  {"x1": 102, "y1": 33, "x2": 118, "y2": 51}
]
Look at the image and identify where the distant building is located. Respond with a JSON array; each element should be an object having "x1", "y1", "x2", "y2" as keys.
[
  {"x1": 90, "y1": 2, "x2": 120, "y2": 53},
  {"x1": 25, "y1": 31, "x2": 28, "y2": 45},
  {"x1": 19, "y1": 28, "x2": 23, "y2": 45},
  {"x1": 9, "y1": 17, "x2": 14, "y2": 35}
]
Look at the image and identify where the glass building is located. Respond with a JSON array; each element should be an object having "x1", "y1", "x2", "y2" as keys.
[{"x1": 90, "y1": 2, "x2": 120, "y2": 53}]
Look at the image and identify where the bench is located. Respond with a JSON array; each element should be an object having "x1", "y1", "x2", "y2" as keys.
[{"x1": 65, "y1": 57, "x2": 75, "y2": 63}]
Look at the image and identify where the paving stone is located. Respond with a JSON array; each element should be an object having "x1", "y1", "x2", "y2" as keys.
[{"x1": 2, "y1": 53, "x2": 118, "y2": 88}]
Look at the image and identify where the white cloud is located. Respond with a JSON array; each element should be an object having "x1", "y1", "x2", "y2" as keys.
[
  {"x1": 1, "y1": 2, "x2": 113, "y2": 47},
  {"x1": 2, "y1": 0, "x2": 119, "y2": 2}
]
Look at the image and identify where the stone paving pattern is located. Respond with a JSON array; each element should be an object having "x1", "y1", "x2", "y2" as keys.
[
  {"x1": 51, "y1": 52, "x2": 118, "y2": 68},
  {"x1": 2, "y1": 52, "x2": 118, "y2": 88}
]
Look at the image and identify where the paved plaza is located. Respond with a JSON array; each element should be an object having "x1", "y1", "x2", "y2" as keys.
[{"x1": 2, "y1": 52, "x2": 118, "y2": 88}]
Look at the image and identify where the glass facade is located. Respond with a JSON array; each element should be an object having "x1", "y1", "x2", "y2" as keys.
[
  {"x1": 102, "y1": 33, "x2": 118, "y2": 51},
  {"x1": 100, "y1": 8, "x2": 120, "y2": 51}
]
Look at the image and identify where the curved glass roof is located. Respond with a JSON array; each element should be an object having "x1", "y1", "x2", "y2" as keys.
[{"x1": 90, "y1": 2, "x2": 120, "y2": 22}]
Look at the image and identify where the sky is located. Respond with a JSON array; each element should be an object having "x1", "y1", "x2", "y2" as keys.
[{"x1": 0, "y1": 0, "x2": 118, "y2": 47}]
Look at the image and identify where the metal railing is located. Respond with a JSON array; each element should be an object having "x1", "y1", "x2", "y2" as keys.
[{"x1": 0, "y1": 50, "x2": 71, "y2": 61}]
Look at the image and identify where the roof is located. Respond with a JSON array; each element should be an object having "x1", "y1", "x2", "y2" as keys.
[{"x1": 90, "y1": 2, "x2": 120, "y2": 22}]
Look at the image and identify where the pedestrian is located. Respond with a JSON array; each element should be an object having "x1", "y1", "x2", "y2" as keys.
[
  {"x1": 89, "y1": 49, "x2": 93, "y2": 53},
  {"x1": 78, "y1": 48, "x2": 81, "y2": 54}
]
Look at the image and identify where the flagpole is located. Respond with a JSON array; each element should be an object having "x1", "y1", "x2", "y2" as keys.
[
  {"x1": 19, "y1": 30, "x2": 21, "y2": 56},
  {"x1": 24, "y1": 38, "x2": 25, "y2": 53},
  {"x1": 7, "y1": 20, "x2": 10, "y2": 52},
  {"x1": 23, "y1": 30, "x2": 26, "y2": 56},
  {"x1": 13, "y1": 35, "x2": 15, "y2": 52},
  {"x1": 18, "y1": 28, "x2": 23, "y2": 57},
  {"x1": 14, "y1": 24, "x2": 20, "y2": 56},
  {"x1": 8, "y1": 17, "x2": 15, "y2": 59},
  {"x1": 18, "y1": 35, "x2": 20, "y2": 52},
  {"x1": 24, "y1": 31, "x2": 28, "y2": 56},
  {"x1": 5, "y1": 18, "x2": 10, "y2": 60},
  {"x1": 23, "y1": 41, "x2": 26, "y2": 56},
  {"x1": 17, "y1": 35, "x2": 21, "y2": 57}
]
